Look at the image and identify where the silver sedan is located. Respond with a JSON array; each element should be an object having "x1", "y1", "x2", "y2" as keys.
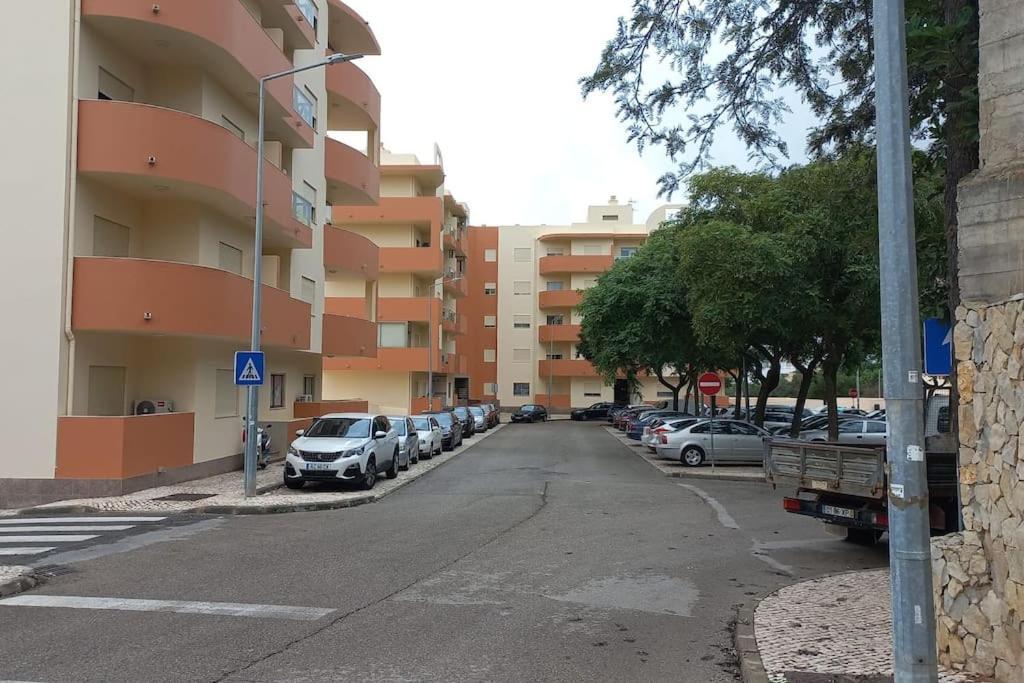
[
  {"x1": 654, "y1": 419, "x2": 771, "y2": 466},
  {"x1": 800, "y1": 419, "x2": 888, "y2": 447}
]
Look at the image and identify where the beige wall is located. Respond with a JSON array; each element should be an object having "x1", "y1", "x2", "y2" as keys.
[{"x1": 323, "y1": 371, "x2": 411, "y2": 415}]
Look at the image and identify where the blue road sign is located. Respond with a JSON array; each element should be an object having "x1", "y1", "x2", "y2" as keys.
[
  {"x1": 923, "y1": 318, "x2": 952, "y2": 376},
  {"x1": 234, "y1": 351, "x2": 265, "y2": 386}
]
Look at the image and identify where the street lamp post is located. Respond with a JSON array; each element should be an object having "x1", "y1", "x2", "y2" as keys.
[{"x1": 244, "y1": 52, "x2": 363, "y2": 498}]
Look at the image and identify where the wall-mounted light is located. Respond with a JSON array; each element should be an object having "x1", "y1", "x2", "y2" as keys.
[
  {"x1": 143, "y1": 312, "x2": 153, "y2": 320},
  {"x1": 147, "y1": 155, "x2": 157, "y2": 166}
]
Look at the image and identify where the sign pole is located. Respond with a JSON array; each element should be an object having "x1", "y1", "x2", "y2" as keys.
[{"x1": 710, "y1": 396, "x2": 717, "y2": 472}]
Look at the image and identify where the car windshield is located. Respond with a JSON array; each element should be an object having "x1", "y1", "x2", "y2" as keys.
[
  {"x1": 305, "y1": 418, "x2": 371, "y2": 439},
  {"x1": 453, "y1": 407, "x2": 469, "y2": 418},
  {"x1": 387, "y1": 418, "x2": 407, "y2": 435},
  {"x1": 412, "y1": 417, "x2": 432, "y2": 430},
  {"x1": 432, "y1": 413, "x2": 454, "y2": 427},
  {"x1": 469, "y1": 407, "x2": 484, "y2": 416},
  {"x1": 520, "y1": 405, "x2": 538, "y2": 412}
]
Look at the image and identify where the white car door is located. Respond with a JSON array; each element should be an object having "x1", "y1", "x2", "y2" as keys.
[
  {"x1": 729, "y1": 421, "x2": 767, "y2": 462},
  {"x1": 836, "y1": 420, "x2": 867, "y2": 445},
  {"x1": 431, "y1": 418, "x2": 442, "y2": 451}
]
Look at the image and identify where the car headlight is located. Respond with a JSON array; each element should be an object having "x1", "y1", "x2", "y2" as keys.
[
  {"x1": 343, "y1": 445, "x2": 365, "y2": 458},
  {"x1": 288, "y1": 446, "x2": 299, "y2": 457}
]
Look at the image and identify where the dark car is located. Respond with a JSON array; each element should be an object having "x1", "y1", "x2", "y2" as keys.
[
  {"x1": 571, "y1": 402, "x2": 619, "y2": 421},
  {"x1": 482, "y1": 403, "x2": 500, "y2": 427},
  {"x1": 626, "y1": 411, "x2": 693, "y2": 440},
  {"x1": 422, "y1": 410, "x2": 463, "y2": 451},
  {"x1": 451, "y1": 406, "x2": 476, "y2": 437},
  {"x1": 511, "y1": 404, "x2": 548, "y2": 423}
]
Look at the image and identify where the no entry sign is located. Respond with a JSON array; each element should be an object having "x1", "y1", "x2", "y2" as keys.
[{"x1": 698, "y1": 372, "x2": 722, "y2": 396}]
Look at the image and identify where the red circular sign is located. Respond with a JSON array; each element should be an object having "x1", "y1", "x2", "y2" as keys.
[
  {"x1": 849, "y1": 388, "x2": 859, "y2": 399},
  {"x1": 698, "y1": 372, "x2": 722, "y2": 396}
]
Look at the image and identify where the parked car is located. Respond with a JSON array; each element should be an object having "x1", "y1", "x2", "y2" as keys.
[
  {"x1": 642, "y1": 417, "x2": 699, "y2": 451},
  {"x1": 387, "y1": 416, "x2": 420, "y2": 470},
  {"x1": 481, "y1": 403, "x2": 500, "y2": 427},
  {"x1": 626, "y1": 411, "x2": 692, "y2": 440},
  {"x1": 610, "y1": 404, "x2": 650, "y2": 426},
  {"x1": 655, "y1": 419, "x2": 771, "y2": 466},
  {"x1": 285, "y1": 413, "x2": 399, "y2": 490},
  {"x1": 767, "y1": 413, "x2": 861, "y2": 436},
  {"x1": 411, "y1": 415, "x2": 443, "y2": 459},
  {"x1": 615, "y1": 406, "x2": 653, "y2": 430},
  {"x1": 451, "y1": 406, "x2": 476, "y2": 437},
  {"x1": 422, "y1": 410, "x2": 463, "y2": 451},
  {"x1": 571, "y1": 402, "x2": 619, "y2": 421},
  {"x1": 511, "y1": 404, "x2": 548, "y2": 423},
  {"x1": 468, "y1": 405, "x2": 489, "y2": 432},
  {"x1": 800, "y1": 419, "x2": 888, "y2": 446}
]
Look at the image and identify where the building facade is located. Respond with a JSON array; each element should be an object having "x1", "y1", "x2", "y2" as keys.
[{"x1": 0, "y1": 0, "x2": 382, "y2": 507}]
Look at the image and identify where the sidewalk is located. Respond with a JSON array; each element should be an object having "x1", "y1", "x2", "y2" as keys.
[
  {"x1": 749, "y1": 569, "x2": 979, "y2": 682},
  {"x1": 602, "y1": 426, "x2": 764, "y2": 482},
  {"x1": 12, "y1": 424, "x2": 505, "y2": 517}
]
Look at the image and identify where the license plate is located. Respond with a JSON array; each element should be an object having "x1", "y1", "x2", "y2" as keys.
[
  {"x1": 304, "y1": 462, "x2": 334, "y2": 471},
  {"x1": 821, "y1": 504, "x2": 856, "y2": 519}
]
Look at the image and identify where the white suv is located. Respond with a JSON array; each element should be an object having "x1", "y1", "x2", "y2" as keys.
[{"x1": 285, "y1": 413, "x2": 399, "y2": 490}]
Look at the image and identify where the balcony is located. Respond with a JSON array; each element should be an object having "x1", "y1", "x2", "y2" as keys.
[
  {"x1": 83, "y1": 0, "x2": 313, "y2": 149},
  {"x1": 56, "y1": 412, "x2": 195, "y2": 480},
  {"x1": 325, "y1": 137, "x2": 379, "y2": 206},
  {"x1": 378, "y1": 298, "x2": 441, "y2": 323},
  {"x1": 539, "y1": 324, "x2": 581, "y2": 343},
  {"x1": 78, "y1": 100, "x2": 312, "y2": 248},
  {"x1": 379, "y1": 247, "x2": 444, "y2": 276},
  {"x1": 324, "y1": 347, "x2": 450, "y2": 374},
  {"x1": 441, "y1": 310, "x2": 459, "y2": 334},
  {"x1": 72, "y1": 257, "x2": 311, "y2": 350},
  {"x1": 538, "y1": 255, "x2": 614, "y2": 275},
  {"x1": 324, "y1": 226, "x2": 379, "y2": 280},
  {"x1": 334, "y1": 196, "x2": 444, "y2": 231},
  {"x1": 325, "y1": 60, "x2": 381, "y2": 132},
  {"x1": 538, "y1": 359, "x2": 601, "y2": 378},
  {"x1": 322, "y1": 314, "x2": 376, "y2": 358},
  {"x1": 442, "y1": 227, "x2": 467, "y2": 256},
  {"x1": 250, "y1": 0, "x2": 316, "y2": 50},
  {"x1": 443, "y1": 275, "x2": 469, "y2": 298},
  {"x1": 538, "y1": 290, "x2": 582, "y2": 309},
  {"x1": 325, "y1": 0, "x2": 382, "y2": 55}
]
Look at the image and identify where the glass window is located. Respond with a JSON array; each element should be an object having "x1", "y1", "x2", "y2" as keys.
[
  {"x1": 546, "y1": 314, "x2": 564, "y2": 325},
  {"x1": 730, "y1": 422, "x2": 761, "y2": 436},
  {"x1": 484, "y1": 349, "x2": 496, "y2": 362},
  {"x1": 838, "y1": 421, "x2": 864, "y2": 433},
  {"x1": 293, "y1": 86, "x2": 316, "y2": 129},
  {"x1": 513, "y1": 281, "x2": 531, "y2": 295},
  {"x1": 292, "y1": 191, "x2": 313, "y2": 226},
  {"x1": 387, "y1": 417, "x2": 407, "y2": 435},
  {"x1": 513, "y1": 315, "x2": 531, "y2": 329},
  {"x1": 302, "y1": 375, "x2": 315, "y2": 397},
  {"x1": 483, "y1": 315, "x2": 496, "y2": 328},
  {"x1": 270, "y1": 374, "x2": 285, "y2": 408},
  {"x1": 484, "y1": 282, "x2": 496, "y2": 295},
  {"x1": 432, "y1": 413, "x2": 454, "y2": 427},
  {"x1": 412, "y1": 417, "x2": 431, "y2": 430},
  {"x1": 300, "y1": 276, "x2": 316, "y2": 305},
  {"x1": 512, "y1": 348, "x2": 531, "y2": 362},
  {"x1": 617, "y1": 246, "x2": 638, "y2": 260},
  {"x1": 513, "y1": 383, "x2": 531, "y2": 396},
  {"x1": 295, "y1": 0, "x2": 318, "y2": 29},
  {"x1": 602, "y1": 214, "x2": 617, "y2": 221},
  {"x1": 546, "y1": 248, "x2": 564, "y2": 256},
  {"x1": 484, "y1": 249, "x2": 497, "y2": 262},
  {"x1": 379, "y1": 323, "x2": 408, "y2": 348},
  {"x1": 866, "y1": 421, "x2": 887, "y2": 433},
  {"x1": 305, "y1": 417, "x2": 371, "y2": 438},
  {"x1": 546, "y1": 353, "x2": 563, "y2": 360},
  {"x1": 513, "y1": 248, "x2": 532, "y2": 262},
  {"x1": 215, "y1": 369, "x2": 238, "y2": 418},
  {"x1": 546, "y1": 281, "x2": 564, "y2": 291}
]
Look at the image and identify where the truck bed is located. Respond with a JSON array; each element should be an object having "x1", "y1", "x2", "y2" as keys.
[{"x1": 763, "y1": 440, "x2": 886, "y2": 499}]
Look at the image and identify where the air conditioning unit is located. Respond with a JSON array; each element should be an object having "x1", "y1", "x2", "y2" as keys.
[
  {"x1": 296, "y1": 394, "x2": 314, "y2": 403},
  {"x1": 133, "y1": 398, "x2": 174, "y2": 415}
]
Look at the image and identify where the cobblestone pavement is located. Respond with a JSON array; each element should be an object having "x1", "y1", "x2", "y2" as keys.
[
  {"x1": 20, "y1": 425, "x2": 504, "y2": 514},
  {"x1": 0, "y1": 565, "x2": 35, "y2": 597},
  {"x1": 602, "y1": 426, "x2": 765, "y2": 482},
  {"x1": 755, "y1": 569, "x2": 983, "y2": 682}
]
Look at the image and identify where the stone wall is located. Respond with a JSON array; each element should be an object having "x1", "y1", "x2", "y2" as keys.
[{"x1": 932, "y1": 298, "x2": 1024, "y2": 680}]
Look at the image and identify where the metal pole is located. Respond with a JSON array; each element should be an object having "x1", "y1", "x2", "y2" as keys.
[
  {"x1": 709, "y1": 396, "x2": 716, "y2": 471},
  {"x1": 873, "y1": 1, "x2": 936, "y2": 679},
  {"x1": 244, "y1": 78, "x2": 268, "y2": 499},
  {"x1": 857, "y1": 369, "x2": 862, "y2": 411},
  {"x1": 427, "y1": 280, "x2": 435, "y2": 411},
  {"x1": 547, "y1": 335, "x2": 553, "y2": 411}
]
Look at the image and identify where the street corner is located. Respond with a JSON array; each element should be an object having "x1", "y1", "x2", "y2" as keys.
[{"x1": 0, "y1": 565, "x2": 38, "y2": 599}]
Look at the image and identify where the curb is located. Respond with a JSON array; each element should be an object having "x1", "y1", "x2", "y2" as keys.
[
  {"x1": 734, "y1": 598, "x2": 770, "y2": 683},
  {"x1": 0, "y1": 569, "x2": 40, "y2": 599},
  {"x1": 602, "y1": 427, "x2": 765, "y2": 483}
]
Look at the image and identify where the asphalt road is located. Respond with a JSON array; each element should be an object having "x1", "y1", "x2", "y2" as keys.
[{"x1": 0, "y1": 420, "x2": 888, "y2": 682}]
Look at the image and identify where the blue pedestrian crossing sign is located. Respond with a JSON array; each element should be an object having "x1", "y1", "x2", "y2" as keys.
[
  {"x1": 923, "y1": 318, "x2": 952, "y2": 377},
  {"x1": 234, "y1": 351, "x2": 265, "y2": 386}
]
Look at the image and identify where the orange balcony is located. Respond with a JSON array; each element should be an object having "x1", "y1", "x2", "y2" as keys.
[
  {"x1": 534, "y1": 394, "x2": 572, "y2": 410},
  {"x1": 539, "y1": 324, "x2": 581, "y2": 343},
  {"x1": 443, "y1": 275, "x2": 469, "y2": 298},
  {"x1": 325, "y1": 297, "x2": 369, "y2": 318},
  {"x1": 443, "y1": 229, "x2": 466, "y2": 256},
  {"x1": 326, "y1": 0, "x2": 382, "y2": 55},
  {"x1": 325, "y1": 60, "x2": 381, "y2": 132},
  {"x1": 441, "y1": 311, "x2": 459, "y2": 334},
  {"x1": 78, "y1": 100, "x2": 312, "y2": 249},
  {"x1": 83, "y1": 0, "x2": 313, "y2": 149},
  {"x1": 72, "y1": 257, "x2": 311, "y2": 350},
  {"x1": 325, "y1": 138, "x2": 379, "y2": 206},
  {"x1": 322, "y1": 314, "x2": 376, "y2": 358},
  {"x1": 293, "y1": 400, "x2": 369, "y2": 419},
  {"x1": 538, "y1": 255, "x2": 614, "y2": 275},
  {"x1": 539, "y1": 290, "x2": 583, "y2": 309},
  {"x1": 334, "y1": 196, "x2": 444, "y2": 231},
  {"x1": 56, "y1": 412, "x2": 195, "y2": 480},
  {"x1": 538, "y1": 359, "x2": 601, "y2": 378},
  {"x1": 379, "y1": 247, "x2": 444, "y2": 276},
  {"x1": 251, "y1": 1, "x2": 316, "y2": 50},
  {"x1": 378, "y1": 297, "x2": 440, "y2": 323},
  {"x1": 324, "y1": 226, "x2": 379, "y2": 280},
  {"x1": 324, "y1": 347, "x2": 450, "y2": 374}
]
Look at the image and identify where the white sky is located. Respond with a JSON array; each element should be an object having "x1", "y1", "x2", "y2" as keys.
[{"x1": 353, "y1": 0, "x2": 815, "y2": 227}]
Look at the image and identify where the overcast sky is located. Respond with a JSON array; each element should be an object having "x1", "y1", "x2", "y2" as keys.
[{"x1": 353, "y1": 0, "x2": 815, "y2": 227}]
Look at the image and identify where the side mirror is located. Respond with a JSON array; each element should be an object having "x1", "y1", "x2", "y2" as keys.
[
  {"x1": 295, "y1": 429, "x2": 305, "y2": 437},
  {"x1": 374, "y1": 430, "x2": 388, "y2": 439}
]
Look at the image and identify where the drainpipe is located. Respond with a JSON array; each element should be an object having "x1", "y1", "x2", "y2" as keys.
[{"x1": 63, "y1": 0, "x2": 82, "y2": 416}]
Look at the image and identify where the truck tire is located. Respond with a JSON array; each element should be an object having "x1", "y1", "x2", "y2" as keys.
[{"x1": 844, "y1": 528, "x2": 882, "y2": 545}]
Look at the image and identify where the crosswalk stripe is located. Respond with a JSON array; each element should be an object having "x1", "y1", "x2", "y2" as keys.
[
  {"x1": 0, "y1": 547, "x2": 56, "y2": 556},
  {"x1": 0, "y1": 517, "x2": 165, "y2": 525},
  {"x1": 0, "y1": 535, "x2": 98, "y2": 543},
  {"x1": 0, "y1": 525, "x2": 134, "y2": 533},
  {"x1": 0, "y1": 595, "x2": 335, "y2": 621}
]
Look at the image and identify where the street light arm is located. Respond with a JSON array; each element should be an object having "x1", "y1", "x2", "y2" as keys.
[{"x1": 260, "y1": 53, "x2": 364, "y2": 84}]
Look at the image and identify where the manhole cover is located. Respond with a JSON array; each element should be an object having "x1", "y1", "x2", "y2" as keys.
[
  {"x1": 34, "y1": 564, "x2": 75, "y2": 578},
  {"x1": 151, "y1": 493, "x2": 216, "y2": 502}
]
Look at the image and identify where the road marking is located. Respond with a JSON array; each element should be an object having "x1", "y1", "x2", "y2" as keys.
[
  {"x1": 0, "y1": 517, "x2": 165, "y2": 525},
  {"x1": 0, "y1": 595, "x2": 335, "y2": 621},
  {"x1": 677, "y1": 483, "x2": 740, "y2": 529},
  {"x1": 0, "y1": 547, "x2": 55, "y2": 556},
  {"x1": 0, "y1": 535, "x2": 98, "y2": 543},
  {"x1": 0, "y1": 525, "x2": 134, "y2": 533}
]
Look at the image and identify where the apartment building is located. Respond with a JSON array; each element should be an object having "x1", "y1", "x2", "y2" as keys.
[
  {"x1": 323, "y1": 149, "x2": 471, "y2": 414},
  {"x1": 464, "y1": 198, "x2": 684, "y2": 410},
  {"x1": 0, "y1": 0, "x2": 382, "y2": 507}
]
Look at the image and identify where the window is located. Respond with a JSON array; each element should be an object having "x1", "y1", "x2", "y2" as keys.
[
  {"x1": 218, "y1": 242, "x2": 243, "y2": 275},
  {"x1": 484, "y1": 382, "x2": 498, "y2": 395},
  {"x1": 512, "y1": 348, "x2": 531, "y2": 362},
  {"x1": 513, "y1": 382, "x2": 531, "y2": 396},
  {"x1": 546, "y1": 314, "x2": 564, "y2": 326},
  {"x1": 602, "y1": 214, "x2": 618, "y2": 221},
  {"x1": 221, "y1": 115, "x2": 245, "y2": 142},
  {"x1": 546, "y1": 281, "x2": 564, "y2": 291},
  {"x1": 731, "y1": 422, "x2": 762, "y2": 436},
  {"x1": 215, "y1": 369, "x2": 239, "y2": 418},
  {"x1": 838, "y1": 421, "x2": 864, "y2": 433},
  {"x1": 513, "y1": 247, "x2": 532, "y2": 262},
  {"x1": 583, "y1": 382, "x2": 601, "y2": 397},
  {"x1": 546, "y1": 248, "x2": 564, "y2": 256},
  {"x1": 618, "y1": 246, "x2": 638, "y2": 260},
  {"x1": 270, "y1": 374, "x2": 285, "y2": 408},
  {"x1": 484, "y1": 282, "x2": 497, "y2": 295},
  {"x1": 867, "y1": 421, "x2": 887, "y2": 433},
  {"x1": 583, "y1": 244, "x2": 602, "y2": 255},
  {"x1": 483, "y1": 315, "x2": 496, "y2": 328},
  {"x1": 98, "y1": 67, "x2": 134, "y2": 101},
  {"x1": 300, "y1": 276, "x2": 316, "y2": 305},
  {"x1": 93, "y1": 216, "x2": 130, "y2": 257},
  {"x1": 379, "y1": 323, "x2": 408, "y2": 348},
  {"x1": 513, "y1": 315, "x2": 531, "y2": 329},
  {"x1": 292, "y1": 192, "x2": 313, "y2": 226},
  {"x1": 513, "y1": 281, "x2": 531, "y2": 295},
  {"x1": 484, "y1": 249, "x2": 497, "y2": 262},
  {"x1": 546, "y1": 353, "x2": 563, "y2": 360},
  {"x1": 302, "y1": 375, "x2": 316, "y2": 398},
  {"x1": 293, "y1": 86, "x2": 316, "y2": 129},
  {"x1": 295, "y1": 0, "x2": 318, "y2": 29}
]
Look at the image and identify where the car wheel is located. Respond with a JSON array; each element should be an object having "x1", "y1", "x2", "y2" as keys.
[
  {"x1": 411, "y1": 446, "x2": 419, "y2": 465},
  {"x1": 284, "y1": 477, "x2": 304, "y2": 490},
  {"x1": 385, "y1": 448, "x2": 400, "y2": 479},
  {"x1": 681, "y1": 447, "x2": 705, "y2": 467},
  {"x1": 360, "y1": 457, "x2": 377, "y2": 490}
]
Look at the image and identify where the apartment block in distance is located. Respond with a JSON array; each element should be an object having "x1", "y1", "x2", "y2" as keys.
[
  {"x1": 0, "y1": 0, "x2": 382, "y2": 507},
  {"x1": 464, "y1": 198, "x2": 684, "y2": 410},
  {"x1": 323, "y1": 149, "x2": 471, "y2": 414}
]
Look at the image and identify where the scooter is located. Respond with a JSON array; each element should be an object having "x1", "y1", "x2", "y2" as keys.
[{"x1": 241, "y1": 421, "x2": 273, "y2": 470}]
